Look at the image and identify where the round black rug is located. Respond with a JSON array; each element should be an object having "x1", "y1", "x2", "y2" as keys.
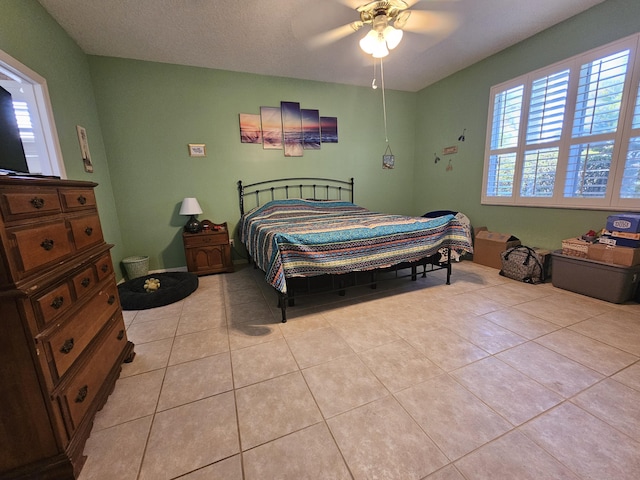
[{"x1": 118, "y1": 272, "x2": 199, "y2": 310}]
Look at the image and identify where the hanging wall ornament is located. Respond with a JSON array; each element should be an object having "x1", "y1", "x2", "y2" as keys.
[{"x1": 382, "y1": 144, "x2": 395, "y2": 169}]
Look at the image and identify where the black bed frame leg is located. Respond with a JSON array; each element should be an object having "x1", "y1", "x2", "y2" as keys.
[
  {"x1": 279, "y1": 292, "x2": 288, "y2": 322},
  {"x1": 446, "y1": 247, "x2": 452, "y2": 285},
  {"x1": 411, "y1": 265, "x2": 418, "y2": 281}
]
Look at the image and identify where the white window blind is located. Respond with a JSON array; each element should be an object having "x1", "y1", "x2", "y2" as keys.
[{"x1": 482, "y1": 34, "x2": 640, "y2": 210}]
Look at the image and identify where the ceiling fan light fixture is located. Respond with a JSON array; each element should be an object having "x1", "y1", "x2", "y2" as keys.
[
  {"x1": 359, "y1": 29, "x2": 379, "y2": 54},
  {"x1": 383, "y1": 25, "x2": 403, "y2": 50},
  {"x1": 371, "y1": 39, "x2": 389, "y2": 58}
]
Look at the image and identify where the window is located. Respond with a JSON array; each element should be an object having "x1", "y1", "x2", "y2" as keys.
[
  {"x1": 0, "y1": 49, "x2": 65, "y2": 178},
  {"x1": 482, "y1": 34, "x2": 640, "y2": 210}
]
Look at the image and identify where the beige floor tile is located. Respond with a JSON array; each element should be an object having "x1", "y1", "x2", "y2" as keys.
[
  {"x1": 514, "y1": 291, "x2": 614, "y2": 327},
  {"x1": 396, "y1": 374, "x2": 511, "y2": 460},
  {"x1": 403, "y1": 324, "x2": 489, "y2": 371},
  {"x1": 332, "y1": 316, "x2": 400, "y2": 352},
  {"x1": 358, "y1": 339, "x2": 443, "y2": 392},
  {"x1": 302, "y1": 354, "x2": 388, "y2": 418},
  {"x1": 328, "y1": 395, "x2": 448, "y2": 479},
  {"x1": 520, "y1": 402, "x2": 640, "y2": 480},
  {"x1": 138, "y1": 392, "x2": 239, "y2": 480},
  {"x1": 243, "y1": 423, "x2": 351, "y2": 480},
  {"x1": 169, "y1": 326, "x2": 229, "y2": 365},
  {"x1": 536, "y1": 328, "x2": 638, "y2": 375},
  {"x1": 176, "y1": 308, "x2": 227, "y2": 335},
  {"x1": 481, "y1": 307, "x2": 559, "y2": 339},
  {"x1": 455, "y1": 430, "x2": 580, "y2": 480},
  {"x1": 226, "y1": 299, "x2": 276, "y2": 325},
  {"x1": 572, "y1": 378, "x2": 640, "y2": 441},
  {"x1": 78, "y1": 416, "x2": 152, "y2": 480},
  {"x1": 126, "y1": 315, "x2": 179, "y2": 344},
  {"x1": 569, "y1": 310, "x2": 640, "y2": 356},
  {"x1": 452, "y1": 356, "x2": 562, "y2": 425},
  {"x1": 227, "y1": 319, "x2": 283, "y2": 350},
  {"x1": 475, "y1": 282, "x2": 552, "y2": 306},
  {"x1": 178, "y1": 455, "x2": 243, "y2": 480},
  {"x1": 444, "y1": 316, "x2": 527, "y2": 354},
  {"x1": 613, "y1": 362, "x2": 640, "y2": 391},
  {"x1": 157, "y1": 352, "x2": 232, "y2": 411},
  {"x1": 278, "y1": 309, "x2": 332, "y2": 336},
  {"x1": 445, "y1": 291, "x2": 506, "y2": 316},
  {"x1": 286, "y1": 326, "x2": 354, "y2": 368},
  {"x1": 130, "y1": 301, "x2": 184, "y2": 324},
  {"x1": 236, "y1": 371, "x2": 322, "y2": 449},
  {"x1": 497, "y1": 342, "x2": 603, "y2": 397},
  {"x1": 231, "y1": 338, "x2": 298, "y2": 387},
  {"x1": 119, "y1": 337, "x2": 172, "y2": 377},
  {"x1": 92, "y1": 369, "x2": 164, "y2": 431},
  {"x1": 424, "y1": 465, "x2": 467, "y2": 480}
]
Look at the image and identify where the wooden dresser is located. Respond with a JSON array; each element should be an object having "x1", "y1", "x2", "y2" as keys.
[{"x1": 0, "y1": 176, "x2": 134, "y2": 479}]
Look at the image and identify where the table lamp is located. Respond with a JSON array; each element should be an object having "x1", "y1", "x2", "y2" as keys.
[{"x1": 179, "y1": 197, "x2": 203, "y2": 233}]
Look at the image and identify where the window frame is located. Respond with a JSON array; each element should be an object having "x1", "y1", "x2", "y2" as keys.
[
  {"x1": 482, "y1": 34, "x2": 640, "y2": 211},
  {"x1": 0, "y1": 48, "x2": 66, "y2": 178}
]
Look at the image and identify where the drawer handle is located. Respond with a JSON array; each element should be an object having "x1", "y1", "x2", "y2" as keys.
[
  {"x1": 101, "y1": 264, "x2": 109, "y2": 273},
  {"x1": 84, "y1": 226, "x2": 93, "y2": 236},
  {"x1": 50, "y1": 296, "x2": 64, "y2": 309},
  {"x1": 77, "y1": 195, "x2": 87, "y2": 205},
  {"x1": 40, "y1": 239, "x2": 54, "y2": 251},
  {"x1": 117, "y1": 329, "x2": 125, "y2": 340},
  {"x1": 30, "y1": 197, "x2": 45, "y2": 209},
  {"x1": 107, "y1": 295, "x2": 116, "y2": 305},
  {"x1": 60, "y1": 338, "x2": 74, "y2": 354},
  {"x1": 75, "y1": 385, "x2": 88, "y2": 403},
  {"x1": 81, "y1": 277, "x2": 91, "y2": 288}
]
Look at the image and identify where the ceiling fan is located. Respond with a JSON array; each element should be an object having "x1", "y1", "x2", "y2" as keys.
[{"x1": 302, "y1": 0, "x2": 458, "y2": 56}]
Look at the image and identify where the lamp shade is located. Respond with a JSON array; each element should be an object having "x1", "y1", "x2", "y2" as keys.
[{"x1": 179, "y1": 197, "x2": 203, "y2": 216}]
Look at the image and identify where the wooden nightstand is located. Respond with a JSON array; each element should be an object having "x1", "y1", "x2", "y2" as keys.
[{"x1": 183, "y1": 222, "x2": 234, "y2": 275}]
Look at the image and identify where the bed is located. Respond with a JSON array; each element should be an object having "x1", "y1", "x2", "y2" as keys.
[{"x1": 237, "y1": 178, "x2": 473, "y2": 322}]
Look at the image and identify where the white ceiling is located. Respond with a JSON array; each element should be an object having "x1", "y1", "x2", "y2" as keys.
[{"x1": 37, "y1": 0, "x2": 607, "y2": 92}]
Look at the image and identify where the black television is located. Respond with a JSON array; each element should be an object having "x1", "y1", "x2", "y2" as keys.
[{"x1": 0, "y1": 85, "x2": 29, "y2": 175}]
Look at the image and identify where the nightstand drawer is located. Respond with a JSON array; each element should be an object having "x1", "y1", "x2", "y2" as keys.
[{"x1": 183, "y1": 231, "x2": 228, "y2": 247}]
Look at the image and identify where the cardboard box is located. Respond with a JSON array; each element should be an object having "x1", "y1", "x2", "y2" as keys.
[
  {"x1": 587, "y1": 243, "x2": 640, "y2": 267},
  {"x1": 606, "y1": 213, "x2": 640, "y2": 234},
  {"x1": 473, "y1": 228, "x2": 520, "y2": 269},
  {"x1": 561, "y1": 238, "x2": 590, "y2": 258},
  {"x1": 552, "y1": 251, "x2": 640, "y2": 303},
  {"x1": 599, "y1": 234, "x2": 640, "y2": 248}
]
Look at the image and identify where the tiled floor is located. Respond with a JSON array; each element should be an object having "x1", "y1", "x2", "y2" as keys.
[{"x1": 78, "y1": 261, "x2": 640, "y2": 480}]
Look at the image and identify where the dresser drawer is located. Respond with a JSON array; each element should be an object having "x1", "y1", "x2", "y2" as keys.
[
  {"x1": 44, "y1": 282, "x2": 119, "y2": 380},
  {"x1": 34, "y1": 281, "x2": 74, "y2": 327},
  {"x1": 60, "y1": 189, "x2": 97, "y2": 211},
  {"x1": 94, "y1": 253, "x2": 113, "y2": 281},
  {"x1": 58, "y1": 315, "x2": 128, "y2": 432},
  {"x1": 69, "y1": 214, "x2": 104, "y2": 251},
  {"x1": 0, "y1": 190, "x2": 62, "y2": 221},
  {"x1": 72, "y1": 266, "x2": 97, "y2": 300},
  {"x1": 12, "y1": 221, "x2": 72, "y2": 273}
]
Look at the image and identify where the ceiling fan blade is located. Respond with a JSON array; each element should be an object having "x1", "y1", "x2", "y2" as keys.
[
  {"x1": 399, "y1": 10, "x2": 458, "y2": 36},
  {"x1": 308, "y1": 22, "x2": 360, "y2": 49}
]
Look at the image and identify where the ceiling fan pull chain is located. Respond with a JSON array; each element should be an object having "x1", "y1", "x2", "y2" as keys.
[{"x1": 381, "y1": 57, "x2": 389, "y2": 144}]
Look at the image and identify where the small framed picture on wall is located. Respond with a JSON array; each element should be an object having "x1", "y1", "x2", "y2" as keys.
[{"x1": 188, "y1": 144, "x2": 206, "y2": 157}]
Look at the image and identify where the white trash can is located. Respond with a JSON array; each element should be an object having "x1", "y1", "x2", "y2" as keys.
[{"x1": 122, "y1": 255, "x2": 149, "y2": 280}]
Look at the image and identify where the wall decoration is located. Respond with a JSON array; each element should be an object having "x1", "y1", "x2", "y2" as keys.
[
  {"x1": 76, "y1": 125, "x2": 93, "y2": 173},
  {"x1": 260, "y1": 106, "x2": 282, "y2": 150},
  {"x1": 239, "y1": 101, "x2": 338, "y2": 157},
  {"x1": 281, "y1": 101, "x2": 303, "y2": 157},
  {"x1": 188, "y1": 144, "x2": 206, "y2": 157},
  {"x1": 320, "y1": 117, "x2": 338, "y2": 143},
  {"x1": 239, "y1": 114, "x2": 262, "y2": 144},
  {"x1": 302, "y1": 109, "x2": 321, "y2": 150}
]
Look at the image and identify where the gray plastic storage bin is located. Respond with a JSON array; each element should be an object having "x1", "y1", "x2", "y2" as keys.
[{"x1": 551, "y1": 250, "x2": 640, "y2": 303}]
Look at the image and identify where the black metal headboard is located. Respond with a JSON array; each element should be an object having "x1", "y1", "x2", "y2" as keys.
[{"x1": 237, "y1": 177, "x2": 354, "y2": 215}]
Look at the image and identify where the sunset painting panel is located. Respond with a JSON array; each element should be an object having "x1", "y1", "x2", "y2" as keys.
[
  {"x1": 320, "y1": 117, "x2": 338, "y2": 143},
  {"x1": 239, "y1": 113, "x2": 262, "y2": 144},
  {"x1": 281, "y1": 101, "x2": 303, "y2": 157},
  {"x1": 261, "y1": 106, "x2": 283, "y2": 150},
  {"x1": 302, "y1": 109, "x2": 321, "y2": 150}
]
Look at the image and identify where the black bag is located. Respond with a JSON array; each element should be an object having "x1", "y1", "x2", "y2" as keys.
[{"x1": 499, "y1": 246, "x2": 545, "y2": 284}]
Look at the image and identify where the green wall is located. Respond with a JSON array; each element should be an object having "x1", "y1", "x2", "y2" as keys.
[
  {"x1": 87, "y1": 57, "x2": 417, "y2": 272},
  {"x1": 0, "y1": 0, "x2": 125, "y2": 265},
  {"x1": 2, "y1": 0, "x2": 639, "y2": 277},
  {"x1": 413, "y1": 0, "x2": 640, "y2": 250}
]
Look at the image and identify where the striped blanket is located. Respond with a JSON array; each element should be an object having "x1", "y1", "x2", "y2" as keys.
[{"x1": 239, "y1": 199, "x2": 473, "y2": 293}]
